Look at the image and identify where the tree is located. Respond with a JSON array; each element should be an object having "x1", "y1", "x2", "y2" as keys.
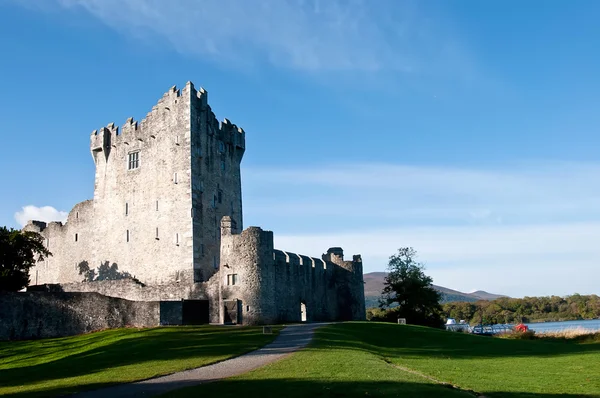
[
  {"x1": 0, "y1": 226, "x2": 51, "y2": 292},
  {"x1": 380, "y1": 247, "x2": 444, "y2": 328}
]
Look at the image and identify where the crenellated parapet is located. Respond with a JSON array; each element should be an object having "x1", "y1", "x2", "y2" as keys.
[
  {"x1": 323, "y1": 247, "x2": 363, "y2": 276},
  {"x1": 89, "y1": 81, "x2": 245, "y2": 166},
  {"x1": 273, "y1": 249, "x2": 328, "y2": 272}
]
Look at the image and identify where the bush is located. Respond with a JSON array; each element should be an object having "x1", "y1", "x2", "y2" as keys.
[{"x1": 498, "y1": 330, "x2": 537, "y2": 340}]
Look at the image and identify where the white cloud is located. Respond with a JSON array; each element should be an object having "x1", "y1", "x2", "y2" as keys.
[
  {"x1": 274, "y1": 223, "x2": 600, "y2": 298},
  {"x1": 242, "y1": 161, "x2": 600, "y2": 297},
  {"x1": 244, "y1": 161, "x2": 600, "y2": 226},
  {"x1": 14, "y1": 205, "x2": 68, "y2": 227},
  {"x1": 17, "y1": 0, "x2": 468, "y2": 74}
]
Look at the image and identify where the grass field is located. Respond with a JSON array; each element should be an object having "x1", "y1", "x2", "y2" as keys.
[
  {"x1": 166, "y1": 322, "x2": 600, "y2": 398},
  {"x1": 0, "y1": 325, "x2": 280, "y2": 398}
]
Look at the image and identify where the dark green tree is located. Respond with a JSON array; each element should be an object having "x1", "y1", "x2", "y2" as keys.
[
  {"x1": 380, "y1": 247, "x2": 444, "y2": 328},
  {"x1": 0, "y1": 226, "x2": 51, "y2": 292}
]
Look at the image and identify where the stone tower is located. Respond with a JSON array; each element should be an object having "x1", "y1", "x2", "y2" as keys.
[{"x1": 28, "y1": 82, "x2": 245, "y2": 285}]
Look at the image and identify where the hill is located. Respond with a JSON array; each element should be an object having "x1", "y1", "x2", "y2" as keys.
[{"x1": 364, "y1": 272, "x2": 507, "y2": 307}]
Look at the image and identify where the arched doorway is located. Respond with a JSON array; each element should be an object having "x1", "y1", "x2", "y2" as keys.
[{"x1": 300, "y1": 301, "x2": 307, "y2": 322}]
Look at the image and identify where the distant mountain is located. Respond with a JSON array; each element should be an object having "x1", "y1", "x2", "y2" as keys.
[{"x1": 363, "y1": 272, "x2": 508, "y2": 308}]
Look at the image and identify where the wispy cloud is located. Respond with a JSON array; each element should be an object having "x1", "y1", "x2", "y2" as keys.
[
  {"x1": 244, "y1": 161, "x2": 600, "y2": 226},
  {"x1": 14, "y1": 205, "x2": 68, "y2": 227},
  {"x1": 17, "y1": 0, "x2": 468, "y2": 74},
  {"x1": 243, "y1": 162, "x2": 600, "y2": 296}
]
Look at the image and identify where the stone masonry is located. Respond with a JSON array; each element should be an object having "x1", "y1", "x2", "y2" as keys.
[{"x1": 23, "y1": 82, "x2": 365, "y2": 325}]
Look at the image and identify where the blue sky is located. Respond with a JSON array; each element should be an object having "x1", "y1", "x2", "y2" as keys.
[{"x1": 2, "y1": 0, "x2": 600, "y2": 297}]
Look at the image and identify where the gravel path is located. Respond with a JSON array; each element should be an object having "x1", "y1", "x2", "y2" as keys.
[{"x1": 71, "y1": 323, "x2": 326, "y2": 398}]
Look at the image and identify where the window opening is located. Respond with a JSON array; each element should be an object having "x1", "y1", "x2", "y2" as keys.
[
  {"x1": 128, "y1": 152, "x2": 139, "y2": 170},
  {"x1": 227, "y1": 274, "x2": 239, "y2": 286}
]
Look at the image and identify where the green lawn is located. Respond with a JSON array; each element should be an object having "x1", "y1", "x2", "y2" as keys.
[
  {"x1": 0, "y1": 325, "x2": 280, "y2": 398},
  {"x1": 166, "y1": 322, "x2": 600, "y2": 398}
]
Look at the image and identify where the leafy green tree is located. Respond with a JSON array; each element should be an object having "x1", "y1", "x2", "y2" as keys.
[
  {"x1": 380, "y1": 247, "x2": 444, "y2": 328},
  {"x1": 0, "y1": 226, "x2": 51, "y2": 292}
]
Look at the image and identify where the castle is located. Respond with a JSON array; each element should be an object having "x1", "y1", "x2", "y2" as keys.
[{"x1": 23, "y1": 82, "x2": 366, "y2": 325}]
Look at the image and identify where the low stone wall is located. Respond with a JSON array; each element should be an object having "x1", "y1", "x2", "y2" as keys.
[
  {"x1": 0, "y1": 292, "x2": 159, "y2": 340},
  {"x1": 28, "y1": 278, "x2": 209, "y2": 302}
]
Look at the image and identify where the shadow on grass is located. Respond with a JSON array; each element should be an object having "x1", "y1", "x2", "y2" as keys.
[
  {"x1": 311, "y1": 322, "x2": 600, "y2": 360},
  {"x1": 0, "y1": 326, "x2": 276, "y2": 392},
  {"x1": 3, "y1": 378, "x2": 597, "y2": 398},
  {"x1": 163, "y1": 379, "x2": 600, "y2": 398}
]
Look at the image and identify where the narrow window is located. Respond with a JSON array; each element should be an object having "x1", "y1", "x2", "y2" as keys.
[
  {"x1": 227, "y1": 274, "x2": 239, "y2": 286},
  {"x1": 212, "y1": 194, "x2": 217, "y2": 208},
  {"x1": 156, "y1": 200, "x2": 159, "y2": 211},
  {"x1": 200, "y1": 243, "x2": 204, "y2": 255},
  {"x1": 126, "y1": 230, "x2": 130, "y2": 242},
  {"x1": 175, "y1": 135, "x2": 180, "y2": 145},
  {"x1": 75, "y1": 233, "x2": 78, "y2": 242},
  {"x1": 219, "y1": 141, "x2": 225, "y2": 153},
  {"x1": 128, "y1": 152, "x2": 139, "y2": 170},
  {"x1": 191, "y1": 207, "x2": 195, "y2": 218},
  {"x1": 125, "y1": 202, "x2": 129, "y2": 216},
  {"x1": 218, "y1": 190, "x2": 222, "y2": 204},
  {"x1": 76, "y1": 212, "x2": 79, "y2": 219},
  {"x1": 155, "y1": 227, "x2": 159, "y2": 240},
  {"x1": 174, "y1": 172, "x2": 178, "y2": 184},
  {"x1": 221, "y1": 161, "x2": 226, "y2": 171},
  {"x1": 246, "y1": 305, "x2": 250, "y2": 312},
  {"x1": 175, "y1": 233, "x2": 179, "y2": 246}
]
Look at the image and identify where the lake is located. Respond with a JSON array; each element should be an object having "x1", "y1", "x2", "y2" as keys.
[{"x1": 526, "y1": 319, "x2": 600, "y2": 333}]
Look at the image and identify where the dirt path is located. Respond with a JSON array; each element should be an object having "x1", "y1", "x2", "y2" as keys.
[{"x1": 71, "y1": 323, "x2": 326, "y2": 398}]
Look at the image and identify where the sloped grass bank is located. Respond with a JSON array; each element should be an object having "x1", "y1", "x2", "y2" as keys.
[
  {"x1": 0, "y1": 325, "x2": 280, "y2": 397},
  {"x1": 166, "y1": 322, "x2": 600, "y2": 398}
]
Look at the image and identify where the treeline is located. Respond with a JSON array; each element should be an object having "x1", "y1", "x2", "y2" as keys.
[{"x1": 443, "y1": 294, "x2": 600, "y2": 324}]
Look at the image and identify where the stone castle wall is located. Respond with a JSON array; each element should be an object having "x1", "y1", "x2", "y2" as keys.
[
  {"x1": 0, "y1": 292, "x2": 159, "y2": 340},
  {"x1": 219, "y1": 217, "x2": 366, "y2": 325}
]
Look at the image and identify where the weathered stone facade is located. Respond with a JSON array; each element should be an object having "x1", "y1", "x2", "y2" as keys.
[
  {"x1": 23, "y1": 82, "x2": 365, "y2": 325},
  {"x1": 0, "y1": 292, "x2": 159, "y2": 340}
]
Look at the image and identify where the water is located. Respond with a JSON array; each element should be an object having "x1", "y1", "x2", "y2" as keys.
[{"x1": 526, "y1": 319, "x2": 600, "y2": 333}]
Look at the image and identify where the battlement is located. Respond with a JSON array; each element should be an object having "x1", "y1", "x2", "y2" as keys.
[
  {"x1": 273, "y1": 249, "x2": 327, "y2": 271},
  {"x1": 89, "y1": 82, "x2": 245, "y2": 164}
]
